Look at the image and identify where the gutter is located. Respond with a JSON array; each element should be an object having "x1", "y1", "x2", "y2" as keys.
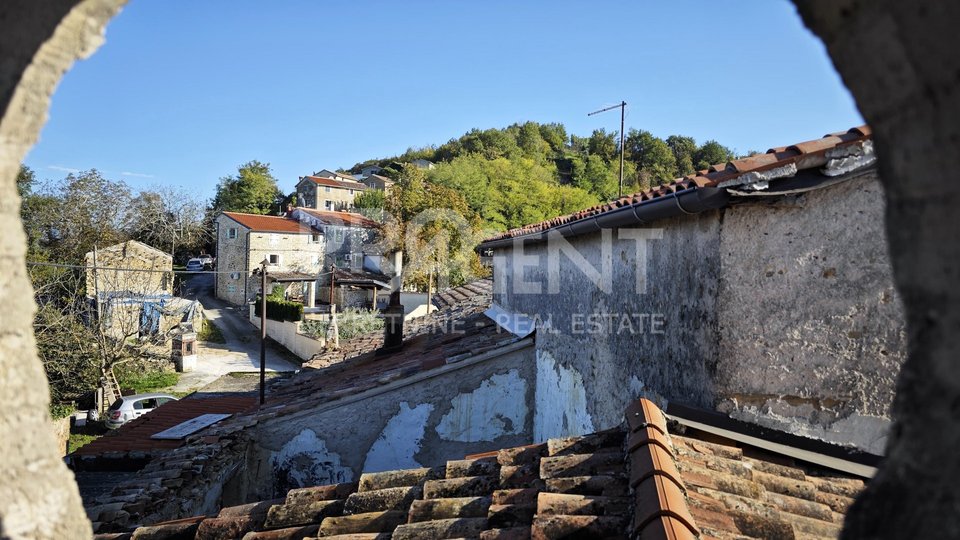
[{"x1": 478, "y1": 187, "x2": 730, "y2": 250}]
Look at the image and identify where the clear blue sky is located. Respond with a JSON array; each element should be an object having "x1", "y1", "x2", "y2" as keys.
[{"x1": 25, "y1": 0, "x2": 862, "y2": 200}]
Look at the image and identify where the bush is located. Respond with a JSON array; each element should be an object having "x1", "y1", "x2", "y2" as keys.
[
  {"x1": 301, "y1": 308, "x2": 384, "y2": 340},
  {"x1": 255, "y1": 295, "x2": 304, "y2": 322},
  {"x1": 197, "y1": 318, "x2": 226, "y2": 343}
]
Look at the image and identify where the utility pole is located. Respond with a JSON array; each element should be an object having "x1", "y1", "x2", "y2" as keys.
[
  {"x1": 259, "y1": 258, "x2": 268, "y2": 405},
  {"x1": 92, "y1": 244, "x2": 102, "y2": 321},
  {"x1": 588, "y1": 101, "x2": 627, "y2": 198}
]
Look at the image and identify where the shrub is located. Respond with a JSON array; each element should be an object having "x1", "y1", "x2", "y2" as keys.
[
  {"x1": 255, "y1": 295, "x2": 304, "y2": 322},
  {"x1": 300, "y1": 308, "x2": 383, "y2": 340}
]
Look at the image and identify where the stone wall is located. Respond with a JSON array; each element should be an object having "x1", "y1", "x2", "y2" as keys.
[
  {"x1": 493, "y1": 173, "x2": 905, "y2": 454},
  {"x1": 85, "y1": 241, "x2": 173, "y2": 298},
  {"x1": 235, "y1": 341, "x2": 535, "y2": 502},
  {"x1": 215, "y1": 215, "x2": 250, "y2": 305}
]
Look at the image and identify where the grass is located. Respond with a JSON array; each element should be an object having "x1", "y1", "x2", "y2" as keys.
[
  {"x1": 115, "y1": 362, "x2": 180, "y2": 394},
  {"x1": 198, "y1": 318, "x2": 226, "y2": 343},
  {"x1": 68, "y1": 432, "x2": 100, "y2": 453}
]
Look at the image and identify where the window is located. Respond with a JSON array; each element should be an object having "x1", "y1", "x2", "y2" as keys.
[
  {"x1": 228, "y1": 227, "x2": 237, "y2": 239},
  {"x1": 349, "y1": 189, "x2": 354, "y2": 195},
  {"x1": 335, "y1": 229, "x2": 344, "y2": 243},
  {"x1": 324, "y1": 186, "x2": 331, "y2": 192},
  {"x1": 227, "y1": 284, "x2": 237, "y2": 293},
  {"x1": 352, "y1": 253, "x2": 362, "y2": 268},
  {"x1": 311, "y1": 233, "x2": 322, "y2": 244},
  {"x1": 324, "y1": 200, "x2": 332, "y2": 210},
  {"x1": 230, "y1": 272, "x2": 240, "y2": 280},
  {"x1": 269, "y1": 254, "x2": 280, "y2": 265}
]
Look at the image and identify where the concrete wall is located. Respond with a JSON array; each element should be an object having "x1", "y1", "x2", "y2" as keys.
[
  {"x1": 715, "y1": 173, "x2": 905, "y2": 453},
  {"x1": 237, "y1": 341, "x2": 535, "y2": 500},
  {"x1": 250, "y1": 309, "x2": 326, "y2": 362},
  {"x1": 493, "y1": 173, "x2": 905, "y2": 454},
  {"x1": 494, "y1": 212, "x2": 722, "y2": 434}
]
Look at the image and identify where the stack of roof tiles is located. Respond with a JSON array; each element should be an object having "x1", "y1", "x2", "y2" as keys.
[
  {"x1": 432, "y1": 278, "x2": 493, "y2": 311},
  {"x1": 92, "y1": 399, "x2": 865, "y2": 539},
  {"x1": 482, "y1": 126, "x2": 872, "y2": 244}
]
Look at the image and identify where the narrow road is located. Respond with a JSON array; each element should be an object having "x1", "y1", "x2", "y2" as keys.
[{"x1": 173, "y1": 272, "x2": 300, "y2": 392}]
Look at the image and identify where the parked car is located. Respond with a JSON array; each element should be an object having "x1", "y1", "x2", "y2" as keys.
[
  {"x1": 198, "y1": 254, "x2": 214, "y2": 269},
  {"x1": 185, "y1": 258, "x2": 204, "y2": 272},
  {"x1": 104, "y1": 393, "x2": 178, "y2": 429}
]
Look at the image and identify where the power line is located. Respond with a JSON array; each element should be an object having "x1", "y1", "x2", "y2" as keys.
[{"x1": 25, "y1": 260, "x2": 334, "y2": 278}]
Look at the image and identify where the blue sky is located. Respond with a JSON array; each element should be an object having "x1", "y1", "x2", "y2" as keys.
[{"x1": 25, "y1": 1, "x2": 862, "y2": 200}]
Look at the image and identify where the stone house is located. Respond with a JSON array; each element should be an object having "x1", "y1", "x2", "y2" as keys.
[
  {"x1": 360, "y1": 173, "x2": 394, "y2": 191},
  {"x1": 296, "y1": 173, "x2": 368, "y2": 211},
  {"x1": 214, "y1": 212, "x2": 326, "y2": 306},
  {"x1": 84, "y1": 240, "x2": 173, "y2": 299},
  {"x1": 479, "y1": 126, "x2": 904, "y2": 455}
]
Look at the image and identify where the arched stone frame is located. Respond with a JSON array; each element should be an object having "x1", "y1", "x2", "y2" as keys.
[{"x1": 0, "y1": 1, "x2": 957, "y2": 538}]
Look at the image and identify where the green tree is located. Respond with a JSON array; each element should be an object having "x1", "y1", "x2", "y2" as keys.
[
  {"x1": 693, "y1": 140, "x2": 735, "y2": 170},
  {"x1": 211, "y1": 160, "x2": 283, "y2": 215},
  {"x1": 353, "y1": 189, "x2": 386, "y2": 210},
  {"x1": 666, "y1": 135, "x2": 697, "y2": 175},
  {"x1": 587, "y1": 129, "x2": 617, "y2": 161},
  {"x1": 17, "y1": 164, "x2": 35, "y2": 198},
  {"x1": 625, "y1": 129, "x2": 678, "y2": 186},
  {"x1": 517, "y1": 121, "x2": 547, "y2": 161}
]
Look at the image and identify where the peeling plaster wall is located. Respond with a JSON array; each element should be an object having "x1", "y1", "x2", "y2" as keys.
[
  {"x1": 242, "y1": 343, "x2": 535, "y2": 501},
  {"x1": 716, "y1": 173, "x2": 905, "y2": 454},
  {"x1": 494, "y1": 212, "x2": 722, "y2": 433},
  {"x1": 436, "y1": 369, "x2": 527, "y2": 442},
  {"x1": 363, "y1": 402, "x2": 434, "y2": 472},
  {"x1": 494, "y1": 173, "x2": 905, "y2": 453},
  {"x1": 534, "y1": 350, "x2": 594, "y2": 441}
]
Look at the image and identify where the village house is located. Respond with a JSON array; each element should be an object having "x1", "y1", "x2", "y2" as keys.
[
  {"x1": 360, "y1": 173, "x2": 395, "y2": 191},
  {"x1": 84, "y1": 239, "x2": 173, "y2": 299},
  {"x1": 214, "y1": 212, "x2": 326, "y2": 306},
  {"x1": 358, "y1": 164, "x2": 385, "y2": 178},
  {"x1": 295, "y1": 171, "x2": 369, "y2": 211},
  {"x1": 479, "y1": 125, "x2": 903, "y2": 455}
]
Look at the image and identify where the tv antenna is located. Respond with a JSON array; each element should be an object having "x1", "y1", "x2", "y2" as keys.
[{"x1": 588, "y1": 101, "x2": 626, "y2": 198}]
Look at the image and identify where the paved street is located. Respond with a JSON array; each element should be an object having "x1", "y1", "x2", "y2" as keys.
[{"x1": 172, "y1": 272, "x2": 300, "y2": 392}]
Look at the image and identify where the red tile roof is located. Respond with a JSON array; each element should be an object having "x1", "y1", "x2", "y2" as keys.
[
  {"x1": 432, "y1": 278, "x2": 493, "y2": 310},
  {"x1": 72, "y1": 395, "x2": 257, "y2": 460},
  {"x1": 482, "y1": 126, "x2": 873, "y2": 244},
  {"x1": 295, "y1": 207, "x2": 380, "y2": 228},
  {"x1": 303, "y1": 175, "x2": 368, "y2": 191},
  {"x1": 221, "y1": 212, "x2": 317, "y2": 234},
  {"x1": 94, "y1": 398, "x2": 865, "y2": 539}
]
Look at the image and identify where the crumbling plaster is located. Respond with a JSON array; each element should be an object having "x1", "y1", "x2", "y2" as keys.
[
  {"x1": 494, "y1": 174, "x2": 905, "y2": 453},
  {"x1": 241, "y1": 344, "x2": 535, "y2": 502},
  {"x1": 716, "y1": 172, "x2": 905, "y2": 454}
]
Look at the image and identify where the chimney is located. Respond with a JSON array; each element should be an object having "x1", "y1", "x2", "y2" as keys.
[{"x1": 378, "y1": 251, "x2": 404, "y2": 354}]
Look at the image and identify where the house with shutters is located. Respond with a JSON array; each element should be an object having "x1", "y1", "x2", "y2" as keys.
[
  {"x1": 214, "y1": 210, "x2": 382, "y2": 306},
  {"x1": 295, "y1": 170, "x2": 369, "y2": 211}
]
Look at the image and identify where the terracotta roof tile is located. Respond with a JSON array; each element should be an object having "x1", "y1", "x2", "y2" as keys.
[
  {"x1": 295, "y1": 207, "x2": 379, "y2": 228},
  {"x1": 222, "y1": 212, "x2": 317, "y2": 234},
  {"x1": 98, "y1": 398, "x2": 869, "y2": 539},
  {"x1": 481, "y1": 125, "x2": 872, "y2": 245},
  {"x1": 303, "y1": 175, "x2": 368, "y2": 190}
]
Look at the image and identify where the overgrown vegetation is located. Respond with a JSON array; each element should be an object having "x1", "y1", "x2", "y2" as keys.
[
  {"x1": 197, "y1": 318, "x2": 226, "y2": 343},
  {"x1": 115, "y1": 361, "x2": 179, "y2": 394},
  {"x1": 301, "y1": 308, "x2": 384, "y2": 340}
]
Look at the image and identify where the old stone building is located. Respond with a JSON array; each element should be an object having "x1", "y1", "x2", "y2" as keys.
[
  {"x1": 480, "y1": 127, "x2": 904, "y2": 455},
  {"x1": 295, "y1": 173, "x2": 368, "y2": 211},
  {"x1": 214, "y1": 212, "x2": 326, "y2": 306},
  {"x1": 84, "y1": 240, "x2": 173, "y2": 299}
]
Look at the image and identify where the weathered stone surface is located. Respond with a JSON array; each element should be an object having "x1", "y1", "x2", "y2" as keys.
[
  {"x1": 408, "y1": 496, "x2": 491, "y2": 522},
  {"x1": 392, "y1": 517, "x2": 489, "y2": 540},
  {"x1": 543, "y1": 475, "x2": 628, "y2": 497},
  {"x1": 130, "y1": 516, "x2": 205, "y2": 540},
  {"x1": 536, "y1": 493, "x2": 630, "y2": 517},
  {"x1": 539, "y1": 451, "x2": 624, "y2": 480},
  {"x1": 497, "y1": 444, "x2": 547, "y2": 467},
  {"x1": 285, "y1": 483, "x2": 357, "y2": 506},
  {"x1": 240, "y1": 524, "x2": 319, "y2": 540},
  {"x1": 358, "y1": 467, "x2": 445, "y2": 492},
  {"x1": 546, "y1": 428, "x2": 625, "y2": 457},
  {"x1": 530, "y1": 515, "x2": 627, "y2": 539},
  {"x1": 424, "y1": 476, "x2": 499, "y2": 499},
  {"x1": 264, "y1": 499, "x2": 345, "y2": 529},
  {"x1": 499, "y1": 464, "x2": 542, "y2": 490},
  {"x1": 343, "y1": 486, "x2": 422, "y2": 514},
  {"x1": 487, "y1": 504, "x2": 535, "y2": 529},
  {"x1": 195, "y1": 516, "x2": 256, "y2": 540},
  {"x1": 480, "y1": 527, "x2": 532, "y2": 540},
  {"x1": 491, "y1": 488, "x2": 540, "y2": 506},
  {"x1": 445, "y1": 457, "x2": 499, "y2": 479},
  {"x1": 317, "y1": 511, "x2": 406, "y2": 536}
]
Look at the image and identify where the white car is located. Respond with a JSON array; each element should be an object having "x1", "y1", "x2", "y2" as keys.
[
  {"x1": 104, "y1": 393, "x2": 178, "y2": 429},
  {"x1": 185, "y1": 258, "x2": 204, "y2": 272}
]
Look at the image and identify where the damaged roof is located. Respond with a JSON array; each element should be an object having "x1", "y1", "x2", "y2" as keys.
[
  {"x1": 480, "y1": 126, "x2": 874, "y2": 247},
  {"x1": 432, "y1": 278, "x2": 493, "y2": 311},
  {"x1": 294, "y1": 207, "x2": 380, "y2": 228},
  {"x1": 92, "y1": 399, "x2": 865, "y2": 539}
]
